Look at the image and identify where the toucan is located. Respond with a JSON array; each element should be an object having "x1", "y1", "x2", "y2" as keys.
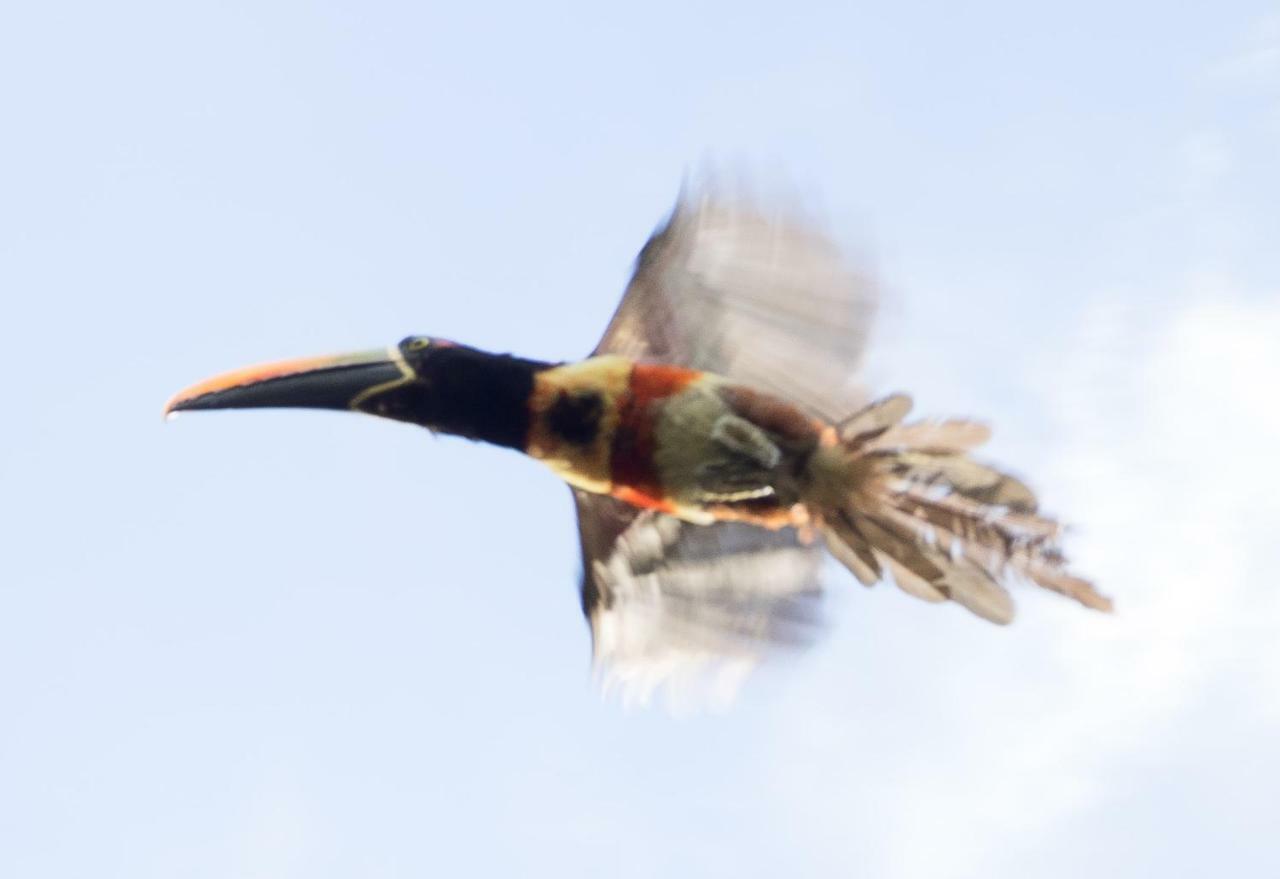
[{"x1": 167, "y1": 183, "x2": 1109, "y2": 705}]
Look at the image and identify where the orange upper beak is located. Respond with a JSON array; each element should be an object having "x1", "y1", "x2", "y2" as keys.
[{"x1": 164, "y1": 348, "x2": 409, "y2": 418}]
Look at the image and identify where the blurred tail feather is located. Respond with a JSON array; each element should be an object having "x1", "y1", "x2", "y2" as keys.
[{"x1": 812, "y1": 395, "x2": 1111, "y2": 622}]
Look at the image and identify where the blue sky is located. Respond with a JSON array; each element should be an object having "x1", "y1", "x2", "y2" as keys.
[{"x1": 3, "y1": 2, "x2": 1278, "y2": 876}]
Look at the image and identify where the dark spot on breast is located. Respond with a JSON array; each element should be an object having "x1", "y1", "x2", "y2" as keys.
[{"x1": 547, "y1": 391, "x2": 604, "y2": 445}]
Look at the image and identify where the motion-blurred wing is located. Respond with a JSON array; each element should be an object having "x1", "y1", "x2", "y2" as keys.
[
  {"x1": 594, "y1": 181, "x2": 877, "y2": 418},
  {"x1": 575, "y1": 490, "x2": 824, "y2": 710},
  {"x1": 576, "y1": 184, "x2": 874, "y2": 706}
]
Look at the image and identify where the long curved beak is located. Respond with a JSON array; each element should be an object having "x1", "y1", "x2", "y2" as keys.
[{"x1": 164, "y1": 348, "x2": 411, "y2": 418}]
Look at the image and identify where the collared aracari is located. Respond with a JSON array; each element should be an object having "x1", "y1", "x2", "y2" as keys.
[{"x1": 167, "y1": 183, "x2": 1109, "y2": 706}]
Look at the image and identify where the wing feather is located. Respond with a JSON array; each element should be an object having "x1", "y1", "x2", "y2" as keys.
[
  {"x1": 576, "y1": 181, "x2": 875, "y2": 706},
  {"x1": 576, "y1": 491, "x2": 824, "y2": 710},
  {"x1": 594, "y1": 182, "x2": 876, "y2": 418}
]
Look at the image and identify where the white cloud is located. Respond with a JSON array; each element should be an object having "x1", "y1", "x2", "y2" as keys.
[{"x1": 761, "y1": 284, "x2": 1280, "y2": 879}]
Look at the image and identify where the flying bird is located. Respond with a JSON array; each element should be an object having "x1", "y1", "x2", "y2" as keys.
[{"x1": 166, "y1": 182, "x2": 1110, "y2": 706}]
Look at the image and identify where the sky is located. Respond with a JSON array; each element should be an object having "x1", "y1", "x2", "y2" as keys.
[{"x1": 2, "y1": 2, "x2": 1279, "y2": 877}]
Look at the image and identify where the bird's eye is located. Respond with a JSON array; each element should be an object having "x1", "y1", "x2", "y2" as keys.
[{"x1": 406, "y1": 337, "x2": 431, "y2": 352}]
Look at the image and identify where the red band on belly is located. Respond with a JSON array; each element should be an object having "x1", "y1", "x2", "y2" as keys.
[{"x1": 609, "y1": 363, "x2": 700, "y2": 511}]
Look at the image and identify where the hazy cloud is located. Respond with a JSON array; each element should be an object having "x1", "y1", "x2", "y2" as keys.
[{"x1": 761, "y1": 283, "x2": 1280, "y2": 879}]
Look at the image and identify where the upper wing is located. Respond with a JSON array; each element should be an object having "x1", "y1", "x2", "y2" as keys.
[
  {"x1": 577, "y1": 182, "x2": 875, "y2": 707},
  {"x1": 594, "y1": 181, "x2": 877, "y2": 418}
]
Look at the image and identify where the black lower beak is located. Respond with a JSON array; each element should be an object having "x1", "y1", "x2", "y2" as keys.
[{"x1": 165, "y1": 348, "x2": 410, "y2": 417}]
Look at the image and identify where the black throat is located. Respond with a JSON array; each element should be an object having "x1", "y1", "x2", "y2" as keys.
[{"x1": 378, "y1": 345, "x2": 551, "y2": 450}]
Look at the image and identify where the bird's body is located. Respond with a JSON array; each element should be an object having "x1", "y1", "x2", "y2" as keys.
[
  {"x1": 528, "y1": 355, "x2": 823, "y2": 527},
  {"x1": 167, "y1": 181, "x2": 1111, "y2": 706}
]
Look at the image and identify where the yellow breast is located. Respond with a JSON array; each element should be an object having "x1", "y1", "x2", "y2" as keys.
[{"x1": 526, "y1": 355, "x2": 632, "y2": 494}]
